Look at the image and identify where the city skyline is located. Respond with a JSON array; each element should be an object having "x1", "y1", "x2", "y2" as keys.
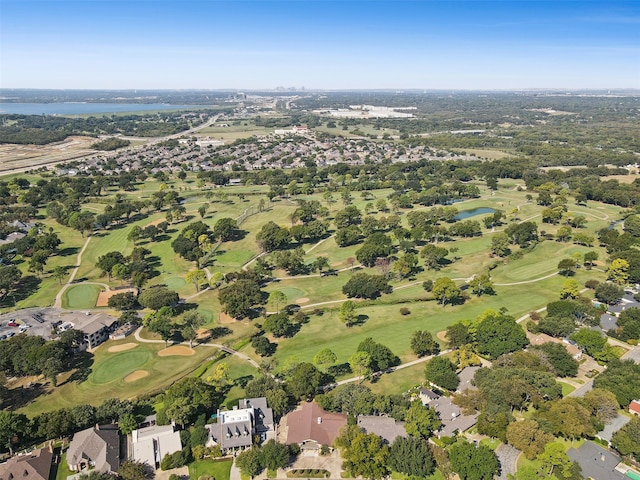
[{"x1": 1, "y1": 0, "x2": 639, "y2": 90}]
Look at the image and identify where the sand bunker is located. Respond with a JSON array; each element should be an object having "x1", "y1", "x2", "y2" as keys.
[
  {"x1": 108, "y1": 343, "x2": 137, "y2": 353},
  {"x1": 437, "y1": 331, "x2": 448, "y2": 342},
  {"x1": 158, "y1": 345, "x2": 195, "y2": 356},
  {"x1": 295, "y1": 297, "x2": 310, "y2": 304},
  {"x1": 96, "y1": 288, "x2": 138, "y2": 307},
  {"x1": 124, "y1": 370, "x2": 149, "y2": 382},
  {"x1": 219, "y1": 312, "x2": 236, "y2": 324}
]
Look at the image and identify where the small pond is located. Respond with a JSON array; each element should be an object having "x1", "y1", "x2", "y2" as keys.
[{"x1": 454, "y1": 207, "x2": 496, "y2": 221}]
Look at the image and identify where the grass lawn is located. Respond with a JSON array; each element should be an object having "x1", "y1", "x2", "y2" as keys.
[
  {"x1": 55, "y1": 452, "x2": 74, "y2": 480},
  {"x1": 188, "y1": 458, "x2": 233, "y2": 480},
  {"x1": 366, "y1": 362, "x2": 426, "y2": 395},
  {"x1": 17, "y1": 340, "x2": 213, "y2": 416},
  {"x1": 559, "y1": 381, "x2": 576, "y2": 396},
  {"x1": 62, "y1": 284, "x2": 102, "y2": 309}
]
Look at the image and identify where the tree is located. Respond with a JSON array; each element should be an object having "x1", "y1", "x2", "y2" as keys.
[
  {"x1": 537, "y1": 442, "x2": 576, "y2": 479},
  {"x1": 335, "y1": 425, "x2": 390, "y2": 480},
  {"x1": 314, "y1": 348, "x2": 337, "y2": 366},
  {"x1": 349, "y1": 351, "x2": 372, "y2": 381},
  {"x1": 342, "y1": 273, "x2": 391, "y2": 299},
  {"x1": 96, "y1": 251, "x2": 126, "y2": 280},
  {"x1": 261, "y1": 440, "x2": 290, "y2": 471},
  {"x1": 219, "y1": 279, "x2": 264, "y2": 319},
  {"x1": 506, "y1": 420, "x2": 553, "y2": 460},
  {"x1": 595, "y1": 282, "x2": 624, "y2": 304},
  {"x1": 388, "y1": 436, "x2": 435, "y2": 478},
  {"x1": 185, "y1": 269, "x2": 207, "y2": 292},
  {"x1": 404, "y1": 400, "x2": 441, "y2": 439},
  {"x1": 268, "y1": 290, "x2": 287, "y2": 314},
  {"x1": 491, "y1": 232, "x2": 511, "y2": 257},
  {"x1": 111, "y1": 263, "x2": 128, "y2": 285},
  {"x1": 138, "y1": 287, "x2": 179, "y2": 310},
  {"x1": 149, "y1": 315, "x2": 174, "y2": 347},
  {"x1": 256, "y1": 221, "x2": 290, "y2": 252},
  {"x1": 583, "y1": 388, "x2": 620, "y2": 423},
  {"x1": 608, "y1": 258, "x2": 630, "y2": 285},
  {"x1": 180, "y1": 310, "x2": 205, "y2": 348},
  {"x1": 446, "y1": 322, "x2": 473, "y2": 348},
  {"x1": 424, "y1": 356, "x2": 459, "y2": 390},
  {"x1": 339, "y1": 300, "x2": 357, "y2": 327},
  {"x1": 252, "y1": 336, "x2": 276, "y2": 357},
  {"x1": 235, "y1": 447, "x2": 263, "y2": 478},
  {"x1": 432, "y1": 277, "x2": 462, "y2": 306},
  {"x1": 530, "y1": 342, "x2": 578, "y2": 377},
  {"x1": 118, "y1": 412, "x2": 139, "y2": 436},
  {"x1": 476, "y1": 312, "x2": 528, "y2": 359},
  {"x1": 569, "y1": 328, "x2": 606, "y2": 357},
  {"x1": 469, "y1": 272, "x2": 494, "y2": 296},
  {"x1": 263, "y1": 312, "x2": 293, "y2": 338},
  {"x1": 410, "y1": 330, "x2": 440, "y2": 357},
  {"x1": 559, "y1": 279, "x2": 580, "y2": 299},
  {"x1": 0, "y1": 410, "x2": 28, "y2": 455},
  {"x1": 449, "y1": 440, "x2": 500, "y2": 480},
  {"x1": 43, "y1": 357, "x2": 63, "y2": 386},
  {"x1": 213, "y1": 217, "x2": 239, "y2": 241},
  {"x1": 557, "y1": 258, "x2": 576, "y2": 276},
  {"x1": 611, "y1": 416, "x2": 640, "y2": 462},
  {"x1": 584, "y1": 250, "x2": 599, "y2": 269},
  {"x1": 67, "y1": 211, "x2": 95, "y2": 238},
  {"x1": 538, "y1": 397, "x2": 595, "y2": 439},
  {"x1": 107, "y1": 292, "x2": 138, "y2": 310},
  {"x1": 357, "y1": 337, "x2": 399, "y2": 371},
  {"x1": 53, "y1": 265, "x2": 67, "y2": 285},
  {"x1": 420, "y1": 244, "x2": 449, "y2": 270},
  {"x1": 286, "y1": 362, "x2": 323, "y2": 399},
  {"x1": 593, "y1": 360, "x2": 640, "y2": 407},
  {"x1": 118, "y1": 460, "x2": 154, "y2": 480}
]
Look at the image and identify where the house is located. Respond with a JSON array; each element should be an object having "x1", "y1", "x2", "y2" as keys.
[
  {"x1": 456, "y1": 366, "x2": 480, "y2": 393},
  {"x1": 567, "y1": 441, "x2": 626, "y2": 480},
  {"x1": 285, "y1": 401, "x2": 347, "y2": 452},
  {"x1": 131, "y1": 423, "x2": 182, "y2": 469},
  {"x1": 207, "y1": 397, "x2": 274, "y2": 454},
  {"x1": 419, "y1": 388, "x2": 439, "y2": 405},
  {"x1": 0, "y1": 446, "x2": 53, "y2": 480},
  {"x1": 600, "y1": 314, "x2": 619, "y2": 331},
  {"x1": 59, "y1": 313, "x2": 118, "y2": 350},
  {"x1": 67, "y1": 424, "x2": 120, "y2": 474},
  {"x1": 630, "y1": 400, "x2": 640, "y2": 416},
  {"x1": 228, "y1": 178, "x2": 243, "y2": 186},
  {"x1": 356, "y1": 416, "x2": 407, "y2": 444},
  {"x1": 420, "y1": 390, "x2": 478, "y2": 438},
  {"x1": 527, "y1": 332, "x2": 582, "y2": 359}
]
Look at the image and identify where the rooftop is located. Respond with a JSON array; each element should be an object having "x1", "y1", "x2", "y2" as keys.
[
  {"x1": 357, "y1": 415, "x2": 407, "y2": 444},
  {"x1": 567, "y1": 441, "x2": 625, "y2": 480},
  {"x1": 285, "y1": 402, "x2": 347, "y2": 447}
]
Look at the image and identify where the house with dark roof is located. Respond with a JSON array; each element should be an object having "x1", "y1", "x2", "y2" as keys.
[
  {"x1": 567, "y1": 441, "x2": 626, "y2": 480},
  {"x1": 419, "y1": 388, "x2": 439, "y2": 404},
  {"x1": 67, "y1": 424, "x2": 120, "y2": 475},
  {"x1": 0, "y1": 446, "x2": 53, "y2": 480},
  {"x1": 285, "y1": 401, "x2": 347, "y2": 452},
  {"x1": 207, "y1": 397, "x2": 274, "y2": 454},
  {"x1": 419, "y1": 391, "x2": 478, "y2": 438},
  {"x1": 456, "y1": 366, "x2": 480, "y2": 393},
  {"x1": 356, "y1": 416, "x2": 407, "y2": 444}
]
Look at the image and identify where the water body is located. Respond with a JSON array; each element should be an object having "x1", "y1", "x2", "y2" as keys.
[
  {"x1": 0, "y1": 103, "x2": 201, "y2": 115},
  {"x1": 454, "y1": 207, "x2": 496, "y2": 221}
]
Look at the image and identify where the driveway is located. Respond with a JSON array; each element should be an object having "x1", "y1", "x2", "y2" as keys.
[{"x1": 496, "y1": 443, "x2": 521, "y2": 480}]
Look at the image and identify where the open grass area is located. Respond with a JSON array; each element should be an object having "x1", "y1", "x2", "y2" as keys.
[
  {"x1": 188, "y1": 458, "x2": 233, "y2": 480},
  {"x1": 55, "y1": 452, "x2": 74, "y2": 480},
  {"x1": 17, "y1": 339, "x2": 213, "y2": 416},
  {"x1": 62, "y1": 284, "x2": 102, "y2": 309},
  {"x1": 559, "y1": 381, "x2": 576, "y2": 396}
]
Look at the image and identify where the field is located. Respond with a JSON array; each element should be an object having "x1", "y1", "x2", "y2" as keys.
[
  {"x1": 0, "y1": 136, "x2": 96, "y2": 172},
  {"x1": 188, "y1": 458, "x2": 233, "y2": 480},
  {"x1": 62, "y1": 284, "x2": 102, "y2": 309}
]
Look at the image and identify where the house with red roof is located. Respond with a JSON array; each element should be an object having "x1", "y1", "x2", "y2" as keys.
[
  {"x1": 284, "y1": 402, "x2": 347, "y2": 453},
  {"x1": 630, "y1": 399, "x2": 640, "y2": 416}
]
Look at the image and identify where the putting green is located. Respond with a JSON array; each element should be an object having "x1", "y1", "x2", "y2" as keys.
[
  {"x1": 63, "y1": 284, "x2": 102, "y2": 309},
  {"x1": 278, "y1": 287, "x2": 305, "y2": 302},
  {"x1": 165, "y1": 277, "x2": 186, "y2": 290},
  {"x1": 90, "y1": 350, "x2": 152, "y2": 385}
]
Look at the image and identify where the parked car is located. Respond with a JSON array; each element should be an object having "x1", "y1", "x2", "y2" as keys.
[
  {"x1": 6, "y1": 332, "x2": 15, "y2": 337},
  {"x1": 7, "y1": 320, "x2": 18, "y2": 327}
]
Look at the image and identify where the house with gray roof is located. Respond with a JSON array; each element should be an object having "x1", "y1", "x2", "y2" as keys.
[
  {"x1": 600, "y1": 313, "x2": 619, "y2": 332},
  {"x1": 67, "y1": 424, "x2": 120, "y2": 475},
  {"x1": 357, "y1": 415, "x2": 407, "y2": 444},
  {"x1": 132, "y1": 423, "x2": 182, "y2": 470},
  {"x1": 0, "y1": 446, "x2": 53, "y2": 480},
  {"x1": 567, "y1": 441, "x2": 626, "y2": 480},
  {"x1": 419, "y1": 391, "x2": 478, "y2": 438},
  {"x1": 456, "y1": 366, "x2": 480, "y2": 393},
  {"x1": 207, "y1": 397, "x2": 274, "y2": 454}
]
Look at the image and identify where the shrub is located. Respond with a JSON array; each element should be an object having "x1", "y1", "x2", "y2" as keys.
[{"x1": 400, "y1": 307, "x2": 410, "y2": 315}]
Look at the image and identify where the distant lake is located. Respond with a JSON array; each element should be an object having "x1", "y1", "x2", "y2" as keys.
[
  {"x1": 0, "y1": 103, "x2": 201, "y2": 115},
  {"x1": 454, "y1": 207, "x2": 496, "y2": 220}
]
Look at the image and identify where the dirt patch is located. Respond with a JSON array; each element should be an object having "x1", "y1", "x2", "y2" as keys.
[
  {"x1": 108, "y1": 342, "x2": 137, "y2": 353},
  {"x1": 219, "y1": 312, "x2": 236, "y2": 324},
  {"x1": 196, "y1": 328, "x2": 210, "y2": 339},
  {"x1": 96, "y1": 287, "x2": 138, "y2": 307},
  {"x1": 158, "y1": 345, "x2": 195, "y2": 356},
  {"x1": 124, "y1": 370, "x2": 149, "y2": 382},
  {"x1": 296, "y1": 297, "x2": 310, "y2": 304},
  {"x1": 437, "y1": 331, "x2": 448, "y2": 342},
  {"x1": 331, "y1": 261, "x2": 342, "y2": 267}
]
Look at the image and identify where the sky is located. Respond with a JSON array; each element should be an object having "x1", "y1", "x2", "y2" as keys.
[{"x1": 1, "y1": 0, "x2": 639, "y2": 90}]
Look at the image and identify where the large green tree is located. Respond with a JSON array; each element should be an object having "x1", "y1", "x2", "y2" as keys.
[{"x1": 449, "y1": 440, "x2": 500, "y2": 480}]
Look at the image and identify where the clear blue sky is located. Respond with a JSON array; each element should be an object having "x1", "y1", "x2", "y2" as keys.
[{"x1": 1, "y1": 0, "x2": 638, "y2": 90}]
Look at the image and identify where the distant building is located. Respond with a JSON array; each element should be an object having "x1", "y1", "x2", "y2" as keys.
[
  {"x1": 132, "y1": 423, "x2": 182, "y2": 470},
  {"x1": 59, "y1": 312, "x2": 118, "y2": 350},
  {"x1": 0, "y1": 446, "x2": 53, "y2": 480},
  {"x1": 630, "y1": 400, "x2": 640, "y2": 416},
  {"x1": 67, "y1": 424, "x2": 120, "y2": 475},
  {"x1": 419, "y1": 390, "x2": 478, "y2": 438},
  {"x1": 207, "y1": 397, "x2": 274, "y2": 454},
  {"x1": 285, "y1": 401, "x2": 347, "y2": 453}
]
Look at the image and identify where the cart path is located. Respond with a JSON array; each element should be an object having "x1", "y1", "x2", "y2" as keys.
[{"x1": 53, "y1": 235, "x2": 93, "y2": 308}]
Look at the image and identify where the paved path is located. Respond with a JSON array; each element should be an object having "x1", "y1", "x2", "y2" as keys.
[
  {"x1": 496, "y1": 444, "x2": 521, "y2": 480},
  {"x1": 133, "y1": 326, "x2": 260, "y2": 369},
  {"x1": 53, "y1": 235, "x2": 93, "y2": 308}
]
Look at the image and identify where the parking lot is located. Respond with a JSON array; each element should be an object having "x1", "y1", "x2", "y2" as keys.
[{"x1": 0, "y1": 307, "x2": 84, "y2": 341}]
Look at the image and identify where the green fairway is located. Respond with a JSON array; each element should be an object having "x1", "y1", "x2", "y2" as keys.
[
  {"x1": 90, "y1": 350, "x2": 153, "y2": 384},
  {"x1": 62, "y1": 284, "x2": 102, "y2": 309}
]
